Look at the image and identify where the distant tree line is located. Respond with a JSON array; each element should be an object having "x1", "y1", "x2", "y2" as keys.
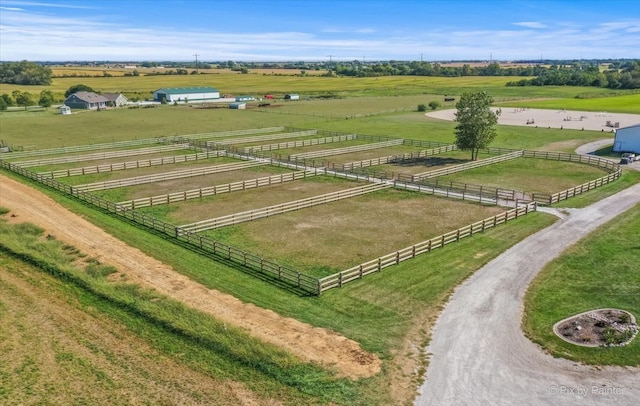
[
  {"x1": 0, "y1": 61, "x2": 52, "y2": 85},
  {"x1": 505, "y1": 60, "x2": 640, "y2": 89}
]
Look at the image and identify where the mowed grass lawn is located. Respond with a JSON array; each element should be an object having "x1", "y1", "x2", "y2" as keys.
[
  {"x1": 523, "y1": 203, "x2": 640, "y2": 366},
  {"x1": 434, "y1": 157, "x2": 610, "y2": 195}
]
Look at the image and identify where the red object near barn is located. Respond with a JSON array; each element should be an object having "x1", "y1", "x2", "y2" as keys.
[{"x1": 264, "y1": 94, "x2": 274, "y2": 99}]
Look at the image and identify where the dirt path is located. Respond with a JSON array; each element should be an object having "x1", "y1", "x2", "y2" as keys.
[
  {"x1": 0, "y1": 174, "x2": 380, "y2": 379},
  {"x1": 415, "y1": 144, "x2": 640, "y2": 405}
]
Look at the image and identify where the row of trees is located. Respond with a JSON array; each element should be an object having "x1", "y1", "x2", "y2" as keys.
[
  {"x1": 0, "y1": 90, "x2": 56, "y2": 110},
  {"x1": 506, "y1": 61, "x2": 640, "y2": 89},
  {"x1": 0, "y1": 61, "x2": 53, "y2": 85}
]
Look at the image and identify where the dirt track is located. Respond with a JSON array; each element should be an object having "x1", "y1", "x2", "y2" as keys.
[
  {"x1": 415, "y1": 143, "x2": 640, "y2": 405},
  {"x1": 0, "y1": 174, "x2": 380, "y2": 379}
]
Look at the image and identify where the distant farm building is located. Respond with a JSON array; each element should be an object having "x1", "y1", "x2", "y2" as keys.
[
  {"x1": 59, "y1": 105, "x2": 71, "y2": 115},
  {"x1": 284, "y1": 93, "x2": 300, "y2": 101},
  {"x1": 229, "y1": 102, "x2": 246, "y2": 109},
  {"x1": 264, "y1": 94, "x2": 274, "y2": 99},
  {"x1": 613, "y1": 124, "x2": 640, "y2": 154},
  {"x1": 103, "y1": 93, "x2": 128, "y2": 107},
  {"x1": 235, "y1": 95, "x2": 255, "y2": 102},
  {"x1": 63, "y1": 91, "x2": 109, "y2": 110},
  {"x1": 153, "y1": 87, "x2": 220, "y2": 103}
]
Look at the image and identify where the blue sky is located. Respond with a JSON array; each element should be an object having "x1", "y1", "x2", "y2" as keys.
[{"x1": 0, "y1": 0, "x2": 638, "y2": 61}]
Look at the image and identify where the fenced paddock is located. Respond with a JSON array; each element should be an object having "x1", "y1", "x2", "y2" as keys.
[
  {"x1": 317, "y1": 202, "x2": 537, "y2": 292},
  {"x1": 205, "y1": 130, "x2": 318, "y2": 147},
  {"x1": 242, "y1": 134, "x2": 357, "y2": 153},
  {"x1": 176, "y1": 182, "x2": 392, "y2": 234},
  {"x1": 38, "y1": 150, "x2": 226, "y2": 178},
  {"x1": 0, "y1": 127, "x2": 622, "y2": 295},
  {"x1": 116, "y1": 170, "x2": 318, "y2": 210},
  {"x1": 13, "y1": 144, "x2": 194, "y2": 167},
  {"x1": 72, "y1": 160, "x2": 269, "y2": 192}
]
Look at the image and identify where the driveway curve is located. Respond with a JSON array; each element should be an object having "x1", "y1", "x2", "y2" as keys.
[{"x1": 415, "y1": 144, "x2": 640, "y2": 405}]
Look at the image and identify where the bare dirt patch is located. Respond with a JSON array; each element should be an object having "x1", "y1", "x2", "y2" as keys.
[
  {"x1": 0, "y1": 173, "x2": 381, "y2": 379},
  {"x1": 553, "y1": 309, "x2": 638, "y2": 347}
]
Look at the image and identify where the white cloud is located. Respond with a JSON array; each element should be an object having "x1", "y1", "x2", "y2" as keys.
[{"x1": 513, "y1": 21, "x2": 546, "y2": 29}]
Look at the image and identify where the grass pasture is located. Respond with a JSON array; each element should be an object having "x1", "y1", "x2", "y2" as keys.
[
  {"x1": 200, "y1": 188, "x2": 507, "y2": 275},
  {"x1": 434, "y1": 157, "x2": 611, "y2": 195},
  {"x1": 2, "y1": 73, "x2": 640, "y2": 405},
  {"x1": 523, "y1": 203, "x2": 640, "y2": 366}
]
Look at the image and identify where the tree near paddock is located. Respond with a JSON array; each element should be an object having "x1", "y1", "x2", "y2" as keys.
[
  {"x1": 14, "y1": 91, "x2": 35, "y2": 110},
  {"x1": 454, "y1": 91, "x2": 501, "y2": 161},
  {"x1": 39, "y1": 90, "x2": 56, "y2": 108}
]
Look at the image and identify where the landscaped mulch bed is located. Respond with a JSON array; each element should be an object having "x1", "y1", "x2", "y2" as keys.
[{"x1": 553, "y1": 308, "x2": 638, "y2": 347}]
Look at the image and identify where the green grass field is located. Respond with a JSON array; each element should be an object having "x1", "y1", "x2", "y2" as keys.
[
  {"x1": 523, "y1": 203, "x2": 640, "y2": 366},
  {"x1": 2, "y1": 75, "x2": 640, "y2": 405}
]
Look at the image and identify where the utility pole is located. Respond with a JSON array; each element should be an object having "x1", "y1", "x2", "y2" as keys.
[{"x1": 193, "y1": 53, "x2": 200, "y2": 74}]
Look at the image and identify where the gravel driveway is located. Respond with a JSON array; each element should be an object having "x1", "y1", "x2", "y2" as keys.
[{"x1": 415, "y1": 142, "x2": 640, "y2": 405}]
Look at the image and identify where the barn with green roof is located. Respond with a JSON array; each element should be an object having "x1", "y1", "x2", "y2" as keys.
[{"x1": 153, "y1": 87, "x2": 220, "y2": 103}]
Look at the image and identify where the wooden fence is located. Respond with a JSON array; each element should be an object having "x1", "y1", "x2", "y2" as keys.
[
  {"x1": 177, "y1": 182, "x2": 392, "y2": 234},
  {"x1": 38, "y1": 150, "x2": 226, "y2": 178},
  {"x1": 242, "y1": 134, "x2": 357, "y2": 153},
  {"x1": 14, "y1": 144, "x2": 193, "y2": 167},
  {"x1": 317, "y1": 202, "x2": 537, "y2": 293},
  {"x1": 73, "y1": 160, "x2": 267, "y2": 192},
  {"x1": 289, "y1": 139, "x2": 405, "y2": 160},
  {"x1": 337, "y1": 144, "x2": 458, "y2": 171},
  {"x1": 170, "y1": 126, "x2": 284, "y2": 142},
  {"x1": 533, "y1": 171, "x2": 621, "y2": 204},
  {"x1": 410, "y1": 150, "x2": 524, "y2": 181},
  {"x1": 0, "y1": 159, "x2": 320, "y2": 295},
  {"x1": 116, "y1": 170, "x2": 317, "y2": 210},
  {"x1": 0, "y1": 137, "x2": 166, "y2": 160},
  {"x1": 206, "y1": 130, "x2": 318, "y2": 147}
]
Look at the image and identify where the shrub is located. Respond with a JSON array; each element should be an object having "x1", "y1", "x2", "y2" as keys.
[
  {"x1": 417, "y1": 104, "x2": 427, "y2": 112},
  {"x1": 428, "y1": 101, "x2": 441, "y2": 110}
]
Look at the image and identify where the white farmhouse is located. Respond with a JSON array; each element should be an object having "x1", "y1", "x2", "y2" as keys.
[
  {"x1": 153, "y1": 87, "x2": 220, "y2": 103},
  {"x1": 613, "y1": 123, "x2": 640, "y2": 154}
]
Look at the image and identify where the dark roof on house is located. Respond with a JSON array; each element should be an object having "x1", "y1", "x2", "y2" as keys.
[
  {"x1": 65, "y1": 91, "x2": 110, "y2": 103},
  {"x1": 102, "y1": 93, "x2": 127, "y2": 102},
  {"x1": 154, "y1": 87, "x2": 219, "y2": 94}
]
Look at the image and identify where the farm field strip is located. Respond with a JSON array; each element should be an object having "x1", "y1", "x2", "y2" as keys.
[
  {"x1": 13, "y1": 144, "x2": 192, "y2": 167},
  {"x1": 242, "y1": 134, "x2": 357, "y2": 153},
  {"x1": 73, "y1": 160, "x2": 268, "y2": 192},
  {"x1": 290, "y1": 139, "x2": 405, "y2": 159},
  {"x1": 116, "y1": 170, "x2": 318, "y2": 209},
  {"x1": 38, "y1": 150, "x2": 226, "y2": 178},
  {"x1": 206, "y1": 130, "x2": 318, "y2": 145},
  {"x1": 177, "y1": 182, "x2": 393, "y2": 233}
]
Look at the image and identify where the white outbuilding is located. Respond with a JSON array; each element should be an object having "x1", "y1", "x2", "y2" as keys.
[
  {"x1": 153, "y1": 87, "x2": 220, "y2": 103},
  {"x1": 613, "y1": 123, "x2": 640, "y2": 154}
]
